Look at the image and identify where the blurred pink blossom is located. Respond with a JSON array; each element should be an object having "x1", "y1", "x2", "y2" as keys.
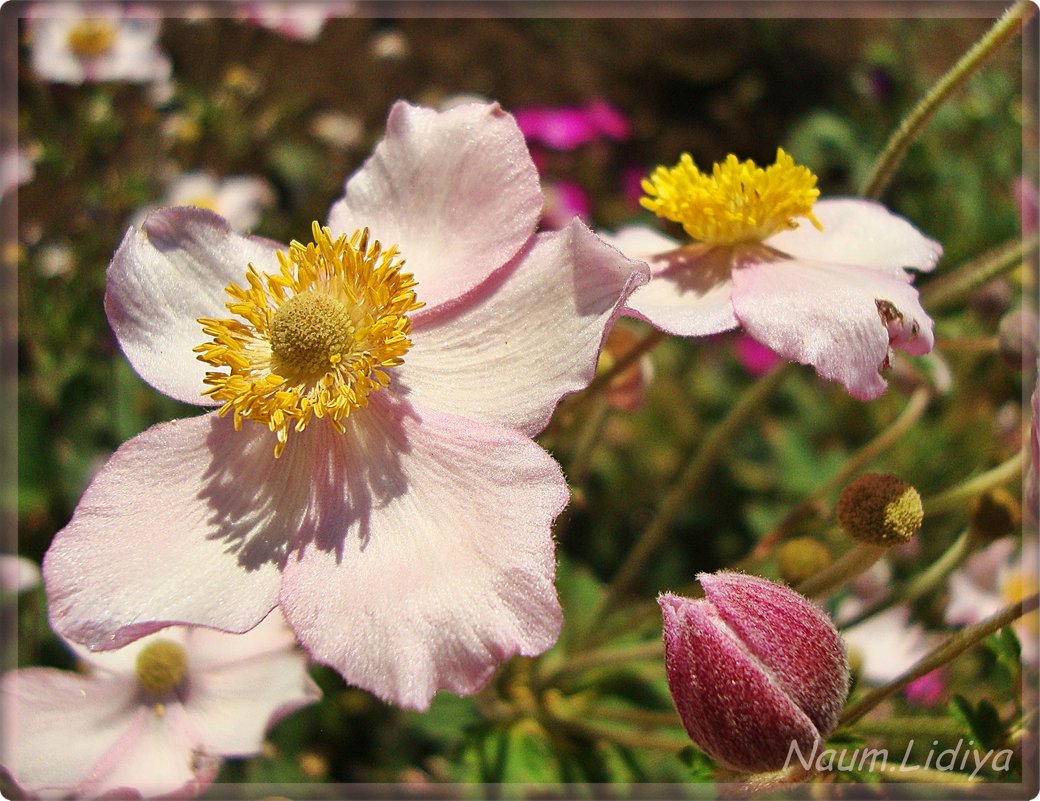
[
  {"x1": 540, "y1": 179, "x2": 592, "y2": 230},
  {"x1": 237, "y1": 2, "x2": 352, "y2": 41},
  {"x1": 515, "y1": 99, "x2": 630, "y2": 151},
  {"x1": 1014, "y1": 176, "x2": 1039, "y2": 237},
  {"x1": 734, "y1": 334, "x2": 781, "y2": 376},
  {"x1": 0, "y1": 612, "x2": 318, "y2": 799}
]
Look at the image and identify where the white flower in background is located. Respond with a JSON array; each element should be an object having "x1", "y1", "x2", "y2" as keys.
[
  {"x1": 0, "y1": 556, "x2": 41, "y2": 595},
  {"x1": 946, "y1": 537, "x2": 1039, "y2": 667},
  {"x1": 27, "y1": 3, "x2": 171, "y2": 85},
  {"x1": 134, "y1": 172, "x2": 276, "y2": 233},
  {"x1": 237, "y1": 2, "x2": 352, "y2": 41},
  {"x1": 1, "y1": 611, "x2": 319, "y2": 799}
]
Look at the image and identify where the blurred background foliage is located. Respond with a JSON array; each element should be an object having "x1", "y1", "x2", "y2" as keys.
[{"x1": 12, "y1": 4, "x2": 1033, "y2": 793}]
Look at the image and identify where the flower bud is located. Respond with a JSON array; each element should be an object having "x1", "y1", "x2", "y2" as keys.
[
  {"x1": 836, "y1": 473, "x2": 922, "y2": 546},
  {"x1": 660, "y1": 572, "x2": 850, "y2": 773}
]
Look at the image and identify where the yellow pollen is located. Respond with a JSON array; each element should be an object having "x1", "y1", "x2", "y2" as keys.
[
  {"x1": 640, "y1": 147, "x2": 823, "y2": 245},
  {"x1": 194, "y1": 223, "x2": 423, "y2": 457},
  {"x1": 135, "y1": 639, "x2": 188, "y2": 695},
  {"x1": 66, "y1": 19, "x2": 118, "y2": 59}
]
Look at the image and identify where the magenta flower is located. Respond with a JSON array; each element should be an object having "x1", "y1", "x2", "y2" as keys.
[
  {"x1": 514, "y1": 99, "x2": 630, "y2": 151},
  {"x1": 26, "y1": 3, "x2": 171, "y2": 85},
  {"x1": 660, "y1": 572, "x2": 850, "y2": 773},
  {"x1": 606, "y1": 149, "x2": 942, "y2": 399},
  {"x1": 42, "y1": 101, "x2": 648, "y2": 710},
  {"x1": 1, "y1": 612, "x2": 318, "y2": 799}
]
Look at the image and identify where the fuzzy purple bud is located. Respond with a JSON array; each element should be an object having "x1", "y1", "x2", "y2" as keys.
[{"x1": 659, "y1": 571, "x2": 850, "y2": 773}]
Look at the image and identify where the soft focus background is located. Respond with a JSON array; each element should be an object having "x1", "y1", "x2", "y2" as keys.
[{"x1": 9, "y1": 2, "x2": 1035, "y2": 795}]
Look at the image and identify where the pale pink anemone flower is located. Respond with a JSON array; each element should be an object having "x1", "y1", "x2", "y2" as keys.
[
  {"x1": 26, "y1": 3, "x2": 171, "y2": 85},
  {"x1": 42, "y1": 101, "x2": 648, "y2": 710},
  {"x1": 0, "y1": 611, "x2": 319, "y2": 799},
  {"x1": 132, "y1": 171, "x2": 276, "y2": 233},
  {"x1": 604, "y1": 149, "x2": 943, "y2": 400}
]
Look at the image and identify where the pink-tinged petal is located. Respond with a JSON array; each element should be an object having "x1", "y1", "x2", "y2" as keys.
[
  {"x1": 732, "y1": 254, "x2": 934, "y2": 400},
  {"x1": 398, "y1": 220, "x2": 648, "y2": 437},
  {"x1": 69, "y1": 627, "x2": 190, "y2": 678},
  {"x1": 91, "y1": 704, "x2": 217, "y2": 799},
  {"x1": 840, "y1": 605, "x2": 932, "y2": 684},
  {"x1": 279, "y1": 399, "x2": 566, "y2": 710},
  {"x1": 327, "y1": 101, "x2": 542, "y2": 310},
  {"x1": 182, "y1": 608, "x2": 300, "y2": 671},
  {"x1": 183, "y1": 637, "x2": 320, "y2": 756},
  {"x1": 44, "y1": 413, "x2": 286, "y2": 651},
  {"x1": 105, "y1": 206, "x2": 282, "y2": 406},
  {"x1": 765, "y1": 198, "x2": 942, "y2": 275},
  {"x1": 603, "y1": 226, "x2": 739, "y2": 336},
  {"x1": 0, "y1": 668, "x2": 137, "y2": 797}
]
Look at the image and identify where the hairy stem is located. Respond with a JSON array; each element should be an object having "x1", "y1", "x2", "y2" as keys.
[{"x1": 860, "y1": 1, "x2": 1035, "y2": 199}]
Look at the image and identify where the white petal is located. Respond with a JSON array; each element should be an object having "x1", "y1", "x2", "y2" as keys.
[
  {"x1": 765, "y1": 199, "x2": 942, "y2": 275},
  {"x1": 398, "y1": 220, "x2": 648, "y2": 436},
  {"x1": 0, "y1": 669, "x2": 137, "y2": 797},
  {"x1": 732, "y1": 252, "x2": 934, "y2": 400},
  {"x1": 105, "y1": 206, "x2": 282, "y2": 405},
  {"x1": 327, "y1": 101, "x2": 542, "y2": 310},
  {"x1": 182, "y1": 631, "x2": 320, "y2": 756},
  {"x1": 601, "y1": 226, "x2": 739, "y2": 336},
  {"x1": 44, "y1": 413, "x2": 285, "y2": 651},
  {"x1": 279, "y1": 398, "x2": 566, "y2": 710}
]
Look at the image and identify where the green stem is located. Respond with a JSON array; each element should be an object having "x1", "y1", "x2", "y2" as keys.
[
  {"x1": 536, "y1": 640, "x2": 662, "y2": 690},
  {"x1": 796, "y1": 543, "x2": 888, "y2": 599},
  {"x1": 934, "y1": 336, "x2": 1001, "y2": 353},
  {"x1": 860, "y1": 1, "x2": 1035, "y2": 199},
  {"x1": 581, "y1": 706, "x2": 680, "y2": 729},
  {"x1": 566, "y1": 397, "x2": 612, "y2": 487},
  {"x1": 594, "y1": 363, "x2": 791, "y2": 620},
  {"x1": 923, "y1": 451, "x2": 1024, "y2": 516},
  {"x1": 851, "y1": 716, "x2": 967, "y2": 739},
  {"x1": 839, "y1": 592, "x2": 1040, "y2": 727},
  {"x1": 743, "y1": 387, "x2": 930, "y2": 566},
  {"x1": 840, "y1": 529, "x2": 973, "y2": 630},
  {"x1": 921, "y1": 235, "x2": 1038, "y2": 313},
  {"x1": 547, "y1": 714, "x2": 690, "y2": 753}
]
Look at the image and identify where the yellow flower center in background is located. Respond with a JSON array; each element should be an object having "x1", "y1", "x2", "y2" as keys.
[
  {"x1": 195, "y1": 223, "x2": 423, "y2": 457},
  {"x1": 135, "y1": 639, "x2": 188, "y2": 695},
  {"x1": 66, "y1": 19, "x2": 118, "y2": 59},
  {"x1": 640, "y1": 147, "x2": 823, "y2": 245}
]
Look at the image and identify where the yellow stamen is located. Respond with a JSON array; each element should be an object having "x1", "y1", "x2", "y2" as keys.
[
  {"x1": 194, "y1": 223, "x2": 423, "y2": 457},
  {"x1": 135, "y1": 640, "x2": 188, "y2": 695},
  {"x1": 66, "y1": 19, "x2": 118, "y2": 59},
  {"x1": 640, "y1": 147, "x2": 823, "y2": 245}
]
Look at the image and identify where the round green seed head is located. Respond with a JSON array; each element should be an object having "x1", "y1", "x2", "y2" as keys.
[
  {"x1": 776, "y1": 537, "x2": 832, "y2": 585},
  {"x1": 135, "y1": 639, "x2": 188, "y2": 695},
  {"x1": 837, "y1": 473, "x2": 923, "y2": 545}
]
